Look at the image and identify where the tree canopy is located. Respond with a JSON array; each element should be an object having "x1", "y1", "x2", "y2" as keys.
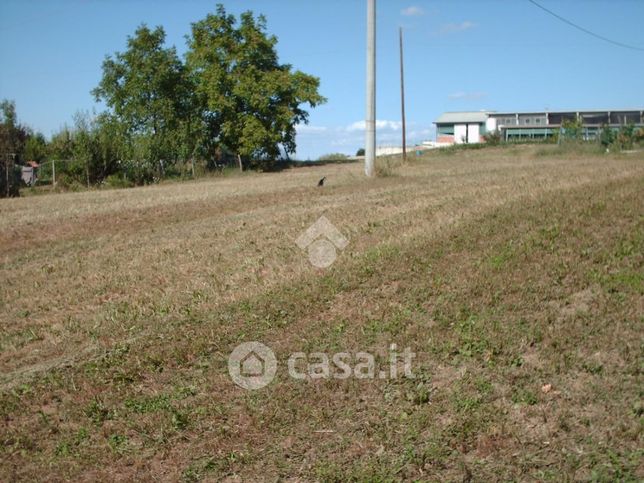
[
  {"x1": 92, "y1": 25, "x2": 191, "y2": 175},
  {"x1": 92, "y1": 4, "x2": 325, "y2": 173},
  {"x1": 1, "y1": 100, "x2": 35, "y2": 196},
  {"x1": 186, "y1": 5, "x2": 326, "y2": 168}
]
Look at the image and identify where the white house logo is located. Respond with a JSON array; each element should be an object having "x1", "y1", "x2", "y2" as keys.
[
  {"x1": 228, "y1": 342, "x2": 416, "y2": 390},
  {"x1": 295, "y1": 215, "x2": 349, "y2": 268},
  {"x1": 228, "y1": 341, "x2": 277, "y2": 390}
]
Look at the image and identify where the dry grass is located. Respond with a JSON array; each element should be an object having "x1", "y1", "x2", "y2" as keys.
[{"x1": 1, "y1": 145, "x2": 643, "y2": 480}]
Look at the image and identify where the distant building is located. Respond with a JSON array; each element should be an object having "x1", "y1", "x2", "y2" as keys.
[
  {"x1": 434, "y1": 109, "x2": 644, "y2": 144},
  {"x1": 21, "y1": 161, "x2": 40, "y2": 186},
  {"x1": 435, "y1": 111, "x2": 490, "y2": 144}
]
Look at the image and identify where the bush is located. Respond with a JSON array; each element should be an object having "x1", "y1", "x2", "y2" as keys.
[
  {"x1": 318, "y1": 153, "x2": 348, "y2": 161},
  {"x1": 104, "y1": 174, "x2": 134, "y2": 189},
  {"x1": 375, "y1": 156, "x2": 401, "y2": 177},
  {"x1": 535, "y1": 142, "x2": 604, "y2": 157},
  {"x1": 55, "y1": 173, "x2": 86, "y2": 191},
  {"x1": 599, "y1": 124, "x2": 614, "y2": 148},
  {"x1": 561, "y1": 118, "x2": 583, "y2": 141},
  {"x1": 636, "y1": 127, "x2": 644, "y2": 144},
  {"x1": 482, "y1": 130, "x2": 502, "y2": 146},
  {"x1": 116, "y1": 158, "x2": 156, "y2": 185},
  {"x1": 614, "y1": 124, "x2": 636, "y2": 150}
]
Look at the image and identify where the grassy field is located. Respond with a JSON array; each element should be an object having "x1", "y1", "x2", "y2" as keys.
[{"x1": 1, "y1": 146, "x2": 643, "y2": 481}]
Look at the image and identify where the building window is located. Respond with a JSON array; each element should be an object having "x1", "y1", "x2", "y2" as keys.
[
  {"x1": 524, "y1": 118, "x2": 530, "y2": 125},
  {"x1": 535, "y1": 118, "x2": 541, "y2": 124}
]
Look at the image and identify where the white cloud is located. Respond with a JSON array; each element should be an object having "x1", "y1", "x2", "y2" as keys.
[
  {"x1": 346, "y1": 120, "x2": 402, "y2": 132},
  {"x1": 438, "y1": 21, "x2": 476, "y2": 35},
  {"x1": 448, "y1": 91, "x2": 487, "y2": 101},
  {"x1": 407, "y1": 128, "x2": 433, "y2": 139},
  {"x1": 295, "y1": 121, "x2": 432, "y2": 160},
  {"x1": 401, "y1": 6, "x2": 424, "y2": 16}
]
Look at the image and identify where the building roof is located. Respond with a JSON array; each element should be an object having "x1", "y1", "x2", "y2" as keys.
[
  {"x1": 435, "y1": 108, "x2": 643, "y2": 124},
  {"x1": 434, "y1": 111, "x2": 490, "y2": 124},
  {"x1": 490, "y1": 108, "x2": 643, "y2": 116}
]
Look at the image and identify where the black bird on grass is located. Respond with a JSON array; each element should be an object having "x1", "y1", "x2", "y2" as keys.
[{"x1": 317, "y1": 176, "x2": 326, "y2": 187}]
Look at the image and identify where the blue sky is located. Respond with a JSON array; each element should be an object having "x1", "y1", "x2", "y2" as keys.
[{"x1": 1, "y1": 0, "x2": 643, "y2": 160}]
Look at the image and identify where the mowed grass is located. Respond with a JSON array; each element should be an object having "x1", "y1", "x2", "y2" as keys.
[{"x1": 1, "y1": 146, "x2": 643, "y2": 480}]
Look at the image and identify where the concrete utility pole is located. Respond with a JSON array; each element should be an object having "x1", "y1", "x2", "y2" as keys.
[
  {"x1": 365, "y1": 0, "x2": 376, "y2": 177},
  {"x1": 399, "y1": 27, "x2": 407, "y2": 162}
]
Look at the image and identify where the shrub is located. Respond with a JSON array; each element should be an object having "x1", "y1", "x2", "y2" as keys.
[
  {"x1": 104, "y1": 174, "x2": 134, "y2": 189},
  {"x1": 375, "y1": 156, "x2": 401, "y2": 177},
  {"x1": 318, "y1": 153, "x2": 348, "y2": 161},
  {"x1": 561, "y1": 118, "x2": 583, "y2": 142},
  {"x1": 599, "y1": 124, "x2": 614, "y2": 148},
  {"x1": 614, "y1": 124, "x2": 636, "y2": 150},
  {"x1": 55, "y1": 173, "x2": 85, "y2": 191},
  {"x1": 482, "y1": 130, "x2": 502, "y2": 146},
  {"x1": 636, "y1": 127, "x2": 644, "y2": 143}
]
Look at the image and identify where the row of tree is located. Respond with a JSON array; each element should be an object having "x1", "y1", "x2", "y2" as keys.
[{"x1": 0, "y1": 5, "x2": 325, "y2": 196}]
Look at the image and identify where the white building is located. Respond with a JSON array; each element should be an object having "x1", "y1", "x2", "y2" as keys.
[{"x1": 434, "y1": 109, "x2": 644, "y2": 144}]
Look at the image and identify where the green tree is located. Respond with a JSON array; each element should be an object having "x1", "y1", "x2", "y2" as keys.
[
  {"x1": 186, "y1": 5, "x2": 326, "y2": 170},
  {"x1": 24, "y1": 132, "x2": 48, "y2": 162},
  {"x1": 72, "y1": 112, "x2": 98, "y2": 187},
  {"x1": 94, "y1": 113, "x2": 128, "y2": 180},
  {"x1": 599, "y1": 123, "x2": 614, "y2": 148},
  {"x1": 49, "y1": 127, "x2": 75, "y2": 161},
  {"x1": 0, "y1": 100, "x2": 28, "y2": 161},
  {"x1": 561, "y1": 117, "x2": 583, "y2": 142},
  {"x1": 48, "y1": 114, "x2": 117, "y2": 187},
  {"x1": 0, "y1": 100, "x2": 28, "y2": 196},
  {"x1": 92, "y1": 24, "x2": 190, "y2": 179}
]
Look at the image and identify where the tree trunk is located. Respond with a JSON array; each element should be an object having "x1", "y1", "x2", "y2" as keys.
[{"x1": 237, "y1": 154, "x2": 243, "y2": 172}]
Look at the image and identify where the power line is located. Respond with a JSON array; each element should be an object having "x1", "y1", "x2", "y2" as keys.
[{"x1": 527, "y1": 0, "x2": 644, "y2": 52}]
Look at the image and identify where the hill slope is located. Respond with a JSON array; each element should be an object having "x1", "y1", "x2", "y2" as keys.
[{"x1": 1, "y1": 147, "x2": 643, "y2": 480}]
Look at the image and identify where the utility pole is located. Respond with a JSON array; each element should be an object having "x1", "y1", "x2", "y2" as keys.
[
  {"x1": 4, "y1": 153, "x2": 15, "y2": 197},
  {"x1": 365, "y1": 0, "x2": 376, "y2": 177},
  {"x1": 399, "y1": 27, "x2": 407, "y2": 162}
]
